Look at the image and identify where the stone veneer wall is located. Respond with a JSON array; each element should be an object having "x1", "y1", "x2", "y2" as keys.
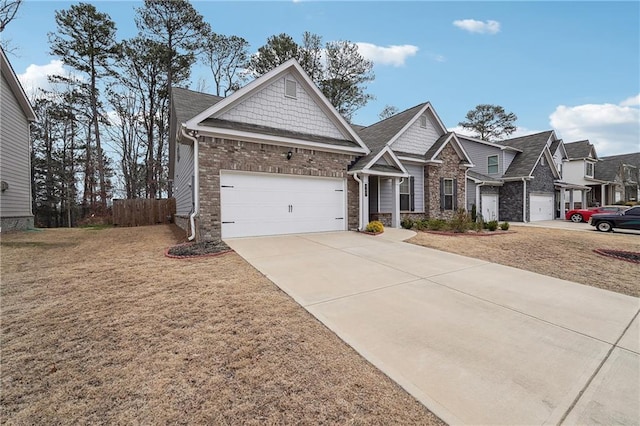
[
  {"x1": 0, "y1": 215, "x2": 34, "y2": 232},
  {"x1": 499, "y1": 181, "x2": 524, "y2": 222},
  {"x1": 424, "y1": 143, "x2": 467, "y2": 220},
  {"x1": 197, "y1": 136, "x2": 359, "y2": 241}
]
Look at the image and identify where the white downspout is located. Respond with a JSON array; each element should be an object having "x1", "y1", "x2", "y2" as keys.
[
  {"x1": 353, "y1": 173, "x2": 363, "y2": 231},
  {"x1": 181, "y1": 125, "x2": 199, "y2": 241},
  {"x1": 522, "y1": 177, "x2": 528, "y2": 223}
]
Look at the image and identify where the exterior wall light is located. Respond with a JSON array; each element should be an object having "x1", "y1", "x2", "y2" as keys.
[{"x1": 286, "y1": 150, "x2": 293, "y2": 160}]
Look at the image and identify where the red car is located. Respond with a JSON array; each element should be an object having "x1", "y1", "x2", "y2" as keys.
[{"x1": 565, "y1": 205, "x2": 628, "y2": 223}]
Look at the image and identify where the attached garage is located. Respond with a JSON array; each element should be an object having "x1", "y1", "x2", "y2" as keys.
[
  {"x1": 220, "y1": 171, "x2": 347, "y2": 238},
  {"x1": 529, "y1": 193, "x2": 554, "y2": 221}
]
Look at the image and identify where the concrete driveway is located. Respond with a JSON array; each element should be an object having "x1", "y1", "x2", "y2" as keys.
[{"x1": 225, "y1": 230, "x2": 640, "y2": 425}]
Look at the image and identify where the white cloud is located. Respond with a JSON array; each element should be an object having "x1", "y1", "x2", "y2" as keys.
[
  {"x1": 620, "y1": 93, "x2": 640, "y2": 107},
  {"x1": 549, "y1": 98, "x2": 640, "y2": 156},
  {"x1": 356, "y1": 42, "x2": 419, "y2": 67},
  {"x1": 17, "y1": 60, "x2": 75, "y2": 98},
  {"x1": 453, "y1": 19, "x2": 501, "y2": 35}
]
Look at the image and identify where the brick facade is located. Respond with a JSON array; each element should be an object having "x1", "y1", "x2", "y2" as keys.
[
  {"x1": 196, "y1": 136, "x2": 358, "y2": 241},
  {"x1": 424, "y1": 143, "x2": 468, "y2": 220}
]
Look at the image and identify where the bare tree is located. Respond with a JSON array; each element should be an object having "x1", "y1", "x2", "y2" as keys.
[
  {"x1": 203, "y1": 32, "x2": 250, "y2": 96},
  {"x1": 0, "y1": 0, "x2": 21, "y2": 32}
]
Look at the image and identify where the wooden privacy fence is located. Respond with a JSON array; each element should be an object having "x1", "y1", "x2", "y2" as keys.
[{"x1": 112, "y1": 198, "x2": 176, "y2": 227}]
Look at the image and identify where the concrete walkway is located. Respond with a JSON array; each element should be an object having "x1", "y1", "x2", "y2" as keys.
[{"x1": 225, "y1": 230, "x2": 640, "y2": 425}]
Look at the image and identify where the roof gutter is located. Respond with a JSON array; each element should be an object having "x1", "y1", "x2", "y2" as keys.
[{"x1": 181, "y1": 125, "x2": 199, "y2": 241}]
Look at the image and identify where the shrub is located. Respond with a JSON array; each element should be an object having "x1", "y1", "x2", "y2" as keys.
[
  {"x1": 449, "y1": 208, "x2": 472, "y2": 233},
  {"x1": 365, "y1": 220, "x2": 384, "y2": 233},
  {"x1": 413, "y1": 219, "x2": 428, "y2": 231},
  {"x1": 401, "y1": 218, "x2": 414, "y2": 229},
  {"x1": 499, "y1": 221, "x2": 510, "y2": 231},
  {"x1": 427, "y1": 218, "x2": 449, "y2": 231},
  {"x1": 471, "y1": 204, "x2": 477, "y2": 222},
  {"x1": 486, "y1": 220, "x2": 499, "y2": 231}
]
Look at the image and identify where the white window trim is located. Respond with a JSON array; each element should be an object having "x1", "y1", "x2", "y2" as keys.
[
  {"x1": 443, "y1": 178, "x2": 454, "y2": 210},
  {"x1": 585, "y1": 161, "x2": 594, "y2": 177},
  {"x1": 487, "y1": 155, "x2": 499, "y2": 174}
]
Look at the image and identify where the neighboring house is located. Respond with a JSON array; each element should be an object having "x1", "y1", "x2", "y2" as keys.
[
  {"x1": 169, "y1": 59, "x2": 474, "y2": 241},
  {"x1": 352, "y1": 104, "x2": 473, "y2": 227},
  {"x1": 595, "y1": 153, "x2": 640, "y2": 204},
  {"x1": 0, "y1": 48, "x2": 36, "y2": 232},
  {"x1": 459, "y1": 131, "x2": 564, "y2": 222},
  {"x1": 562, "y1": 140, "x2": 604, "y2": 208}
]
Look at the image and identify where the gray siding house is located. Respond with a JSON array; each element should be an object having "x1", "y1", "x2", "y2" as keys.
[
  {"x1": 459, "y1": 131, "x2": 563, "y2": 222},
  {"x1": 1, "y1": 48, "x2": 36, "y2": 232}
]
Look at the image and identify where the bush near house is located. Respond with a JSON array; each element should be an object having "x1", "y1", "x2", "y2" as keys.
[
  {"x1": 400, "y1": 218, "x2": 414, "y2": 229},
  {"x1": 485, "y1": 220, "x2": 499, "y2": 231},
  {"x1": 500, "y1": 222, "x2": 510, "y2": 231},
  {"x1": 365, "y1": 220, "x2": 384, "y2": 233}
]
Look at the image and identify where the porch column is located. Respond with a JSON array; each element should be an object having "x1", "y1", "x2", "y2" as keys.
[
  {"x1": 475, "y1": 184, "x2": 481, "y2": 221},
  {"x1": 601, "y1": 184, "x2": 606, "y2": 205},
  {"x1": 559, "y1": 189, "x2": 565, "y2": 219},
  {"x1": 582, "y1": 189, "x2": 588, "y2": 208},
  {"x1": 391, "y1": 177, "x2": 400, "y2": 228},
  {"x1": 569, "y1": 190, "x2": 574, "y2": 210},
  {"x1": 361, "y1": 175, "x2": 369, "y2": 227}
]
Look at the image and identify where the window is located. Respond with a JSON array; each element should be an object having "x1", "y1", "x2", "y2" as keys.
[
  {"x1": 585, "y1": 162, "x2": 594, "y2": 177},
  {"x1": 284, "y1": 79, "x2": 297, "y2": 98},
  {"x1": 487, "y1": 155, "x2": 499, "y2": 174},
  {"x1": 400, "y1": 177, "x2": 414, "y2": 211},
  {"x1": 441, "y1": 178, "x2": 456, "y2": 210}
]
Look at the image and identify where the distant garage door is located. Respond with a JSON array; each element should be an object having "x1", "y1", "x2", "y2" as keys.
[
  {"x1": 220, "y1": 171, "x2": 347, "y2": 238},
  {"x1": 530, "y1": 194, "x2": 554, "y2": 221}
]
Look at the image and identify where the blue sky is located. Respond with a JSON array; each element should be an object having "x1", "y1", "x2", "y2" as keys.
[{"x1": 3, "y1": 1, "x2": 639, "y2": 156}]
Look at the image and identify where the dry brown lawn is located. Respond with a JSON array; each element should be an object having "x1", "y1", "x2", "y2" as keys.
[
  {"x1": 409, "y1": 225, "x2": 639, "y2": 297},
  {"x1": 1, "y1": 225, "x2": 442, "y2": 425}
]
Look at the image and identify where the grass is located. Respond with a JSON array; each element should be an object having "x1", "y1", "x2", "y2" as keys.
[
  {"x1": 409, "y1": 225, "x2": 640, "y2": 297},
  {"x1": 1, "y1": 225, "x2": 442, "y2": 425}
]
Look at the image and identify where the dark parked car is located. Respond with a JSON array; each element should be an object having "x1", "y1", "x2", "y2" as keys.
[{"x1": 589, "y1": 205, "x2": 640, "y2": 232}]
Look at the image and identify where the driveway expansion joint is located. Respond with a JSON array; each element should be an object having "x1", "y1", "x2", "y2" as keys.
[{"x1": 557, "y1": 308, "x2": 640, "y2": 425}]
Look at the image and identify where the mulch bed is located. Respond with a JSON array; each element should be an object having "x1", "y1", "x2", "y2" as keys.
[
  {"x1": 422, "y1": 230, "x2": 514, "y2": 237},
  {"x1": 165, "y1": 240, "x2": 233, "y2": 259},
  {"x1": 593, "y1": 249, "x2": 640, "y2": 264}
]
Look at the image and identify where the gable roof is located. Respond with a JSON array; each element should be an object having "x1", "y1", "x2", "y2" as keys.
[
  {"x1": 358, "y1": 102, "x2": 448, "y2": 152},
  {"x1": 549, "y1": 138, "x2": 567, "y2": 159},
  {"x1": 595, "y1": 152, "x2": 640, "y2": 182},
  {"x1": 424, "y1": 132, "x2": 474, "y2": 166},
  {"x1": 501, "y1": 130, "x2": 556, "y2": 178},
  {"x1": 185, "y1": 59, "x2": 368, "y2": 154},
  {"x1": 564, "y1": 140, "x2": 598, "y2": 160},
  {"x1": 348, "y1": 145, "x2": 408, "y2": 177},
  {"x1": 1, "y1": 48, "x2": 36, "y2": 122}
]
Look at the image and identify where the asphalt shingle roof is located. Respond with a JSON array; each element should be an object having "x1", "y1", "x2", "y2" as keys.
[
  {"x1": 424, "y1": 132, "x2": 453, "y2": 160},
  {"x1": 564, "y1": 140, "x2": 595, "y2": 159},
  {"x1": 595, "y1": 152, "x2": 640, "y2": 182},
  {"x1": 500, "y1": 130, "x2": 554, "y2": 178},
  {"x1": 172, "y1": 87, "x2": 224, "y2": 125},
  {"x1": 356, "y1": 103, "x2": 427, "y2": 153}
]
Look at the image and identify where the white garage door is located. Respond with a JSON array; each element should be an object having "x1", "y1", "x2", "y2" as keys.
[
  {"x1": 530, "y1": 194, "x2": 554, "y2": 221},
  {"x1": 220, "y1": 171, "x2": 346, "y2": 238}
]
